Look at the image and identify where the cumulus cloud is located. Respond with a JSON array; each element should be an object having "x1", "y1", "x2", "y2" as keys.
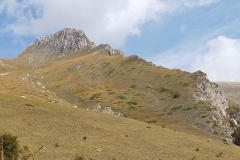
[
  {"x1": 192, "y1": 36, "x2": 240, "y2": 82},
  {"x1": 0, "y1": 0, "x2": 217, "y2": 47},
  {"x1": 150, "y1": 36, "x2": 240, "y2": 82}
]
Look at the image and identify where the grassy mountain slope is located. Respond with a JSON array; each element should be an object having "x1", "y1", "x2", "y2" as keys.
[
  {"x1": 1, "y1": 86, "x2": 240, "y2": 160},
  {"x1": 15, "y1": 49, "x2": 217, "y2": 136},
  {"x1": 1, "y1": 28, "x2": 240, "y2": 159},
  {"x1": 217, "y1": 82, "x2": 240, "y2": 105}
]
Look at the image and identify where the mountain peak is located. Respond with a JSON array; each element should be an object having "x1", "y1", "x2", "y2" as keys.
[
  {"x1": 35, "y1": 28, "x2": 95, "y2": 53},
  {"x1": 17, "y1": 28, "x2": 124, "y2": 65}
]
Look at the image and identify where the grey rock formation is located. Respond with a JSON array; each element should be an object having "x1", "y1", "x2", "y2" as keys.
[
  {"x1": 93, "y1": 103, "x2": 123, "y2": 116},
  {"x1": 18, "y1": 28, "x2": 124, "y2": 66},
  {"x1": 91, "y1": 44, "x2": 125, "y2": 56},
  {"x1": 193, "y1": 71, "x2": 234, "y2": 141},
  {"x1": 35, "y1": 28, "x2": 95, "y2": 53}
]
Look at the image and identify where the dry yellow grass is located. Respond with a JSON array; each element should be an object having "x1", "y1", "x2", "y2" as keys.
[
  {"x1": 0, "y1": 50, "x2": 239, "y2": 159},
  {"x1": 1, "y1": 94, "x2": 240, "y2": 160}
]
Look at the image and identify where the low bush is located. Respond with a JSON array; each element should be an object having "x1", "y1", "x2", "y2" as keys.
[
  {"x1": 127, "y1": 101, "x2": 138, "y2": 105},
  {"x1": 0, "y1": 133, "x2": 20, "y2": 160},
  {"x1": 172, "y1": 92, "x2": 180, "y2": 98},
  {"x1": 74, "y1": 155, "x2": 84, "y2": 160},
  {"x1": 116, "y1": 95, "x2": 127, "y2": 99},
  {"x1": 232, "y1": 127, "x2": 240, "y2": 146}
]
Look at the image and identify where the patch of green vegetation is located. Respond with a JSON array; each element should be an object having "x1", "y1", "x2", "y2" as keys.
[
  {"x1": 131, "y1": 84, "x2": 137, "y2": 88},
  {"x1": 104, "y1": 62, "x2": 110, "y2": 66},
  {"x1": 89, "y1": 93, "x2": 101, "y2": 100},
  {"x1": 216, "y1": 152, "x2": 223, "y2": 157},
  {"x1": 172, "y1": 92, "x2": 180, "y2": 99},
  {"x1": 108, "y1": 92, "x2": 116, "y2": 95},
  {"x1": 74, "y1": 155, "x2": 84, "y2": 160},
  {"x1": 134, "y1": 93, "x2": 142, "y2": 96},
  {"x1": 158, "y1": 87, "x2": 169, "y2": 93},
  {"x1": 0, "y1": 133, "x2": 20, "y2": 160},
  {"x1": 213, "y1": 130, "x2": 219, "y2": 135},
  {"x1": 116, "y1": 95, "x2": 127, "y2": 99},
  {"x1": 167, "y1": 112, "x2": 174, "y2": 115},
  {"x1": 183, "y1": 107, "x2": 192, "y2": 111},
  {"x1": 127, "y1": 101, "x2": 138, "y2": 105},
  {"x1": 171, "y1": 106, "x2": 183, "y2": 111},
  {"x1": 182, "y1": 82, "x2": 190, "y2": 86},
  {"x1": 128, "y1": 106, "x2": 137, "y2": 110},
  {"x1": 232, "y1": 127, "x2": 240, "y2": 145},
  {"x1": 55, "y1": 143, "x2": 60, "y2": 147},
  {"x1": 148, "y1": 120, "x2": 158, "y2": 124},
  {"x1": 108, "y1": 68, "x2": 115, "y2": 75},
  {"x1": 25, "y1": 104, "x2": 35, "y2": 107},
  {"x1": 229, "y1": 120, "x2": 235, "y2": 128},
  {"x1": 212, "y1": 121, "x2": 218, "y2": 128},
  {"x1": 164, "y1": 75, "x2": 170, "y2": 78}
]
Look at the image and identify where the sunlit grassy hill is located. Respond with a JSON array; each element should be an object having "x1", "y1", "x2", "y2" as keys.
[
  {"x1": 1, "y1": 28, "x2": 240, "y2": 159},
  {"x1": 1, "y1": 87, "x2": 240, "y2": 160}
]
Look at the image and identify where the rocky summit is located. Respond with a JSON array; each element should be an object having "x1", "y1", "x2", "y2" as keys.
[
  {"x1": 16, "y1": 28, "x2": 123, "y2": 66},
  {"x1": 35, "y1": 28, "x2": 94, "y2": 53},
  {"x1": 1, "y1": 28, "x2": 240, "y2": 159}
]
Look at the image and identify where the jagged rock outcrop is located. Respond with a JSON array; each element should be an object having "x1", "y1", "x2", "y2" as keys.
[
  {"x1": 35, "y1": 28, "x2": 95, "y2": 53},
  {"x1": 17, "y1": 28, "x2": 124, "y2": 65},
  {"x1": 91, "y1": 44, "x2": 124, "y2": 56},
  {"x1": 93, "y1": 103, "x2": 123, "y2": 116},
  {"x1": 193, "y1": 71, "x2": 235, "y2": 141}
]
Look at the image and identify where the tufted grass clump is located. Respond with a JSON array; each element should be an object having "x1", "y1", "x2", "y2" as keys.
[{"x1": 116, "y1": 95, "x2": 127, "y2": 99}]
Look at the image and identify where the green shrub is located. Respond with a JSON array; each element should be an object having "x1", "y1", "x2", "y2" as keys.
[
  {"x1": 127, "y1": 101, "x2": 138, "y2": 105},
  {"x1": 74, "y1": 155, "x2": 84, "y2": 160},
  {"x1": 232, "y1": 127, "x2": 240, "y2": 146},
  {"x1": 130, "y1": 85, "x2": 137, "y2": 88},
  {"x1": 183, "y1": 107, "x2": 192, "y2": 111},
  {"x1": 172, "y1": 92, "x2": 180, "y2": 98},
  {"x1": 157, "y1": 87, "x2": 170, "y2": 93},
  {"x1": 89, "y1": 93, "x2": 101, "y2": 100},
  {"x1": 116, "y1": 95, "x2": 127, "y2": 99},
  {"x1": 0, "y1": 133, "x2": 20, "y2": 160},
  {"x1": 171, "y1": 106, "x2": 182, "y2": 111},
  {"x1": 148, "y1": 120, "x2": 157, "y2": 123},
  {"x1": 128, "y1": 106, "x2": 137, "y2": 110}
]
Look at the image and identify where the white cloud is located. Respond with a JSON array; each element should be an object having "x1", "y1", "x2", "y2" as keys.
[
  {"x1": 192, "y1": 36, "x2": 240, "y2": 82},
  {"x1": 183, "y1": 0, "x2": 219, "y2": 7},
  {"x1": 1, "y1": 0, "x2": 217, "y2": 47},
  {"x1": 150, "y1": 35, "x2": 240, "y2": 82}
]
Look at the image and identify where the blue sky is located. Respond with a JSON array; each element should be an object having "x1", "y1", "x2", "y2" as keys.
[{"x1": 0, "y1": 0, "x2": 240, "y2": 81}]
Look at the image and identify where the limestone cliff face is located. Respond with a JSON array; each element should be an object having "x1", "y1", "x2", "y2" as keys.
[
  {"x1": 17, "y1": 28, "x2": 124, "y2": 65},
  {"x1": 91, "y1": 44, "x2": 124, "y2": 56},
  {"x1": 193, "y1": 71, "x2": 234, "y2": 141},
  {"x1": 35, "y1": 28, "x2": 95, "y2": 53}
]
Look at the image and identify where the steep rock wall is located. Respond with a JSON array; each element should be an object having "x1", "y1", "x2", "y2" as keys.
[{"x1": 193, "y1": 71, "x2": 235, "y2": 141}]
